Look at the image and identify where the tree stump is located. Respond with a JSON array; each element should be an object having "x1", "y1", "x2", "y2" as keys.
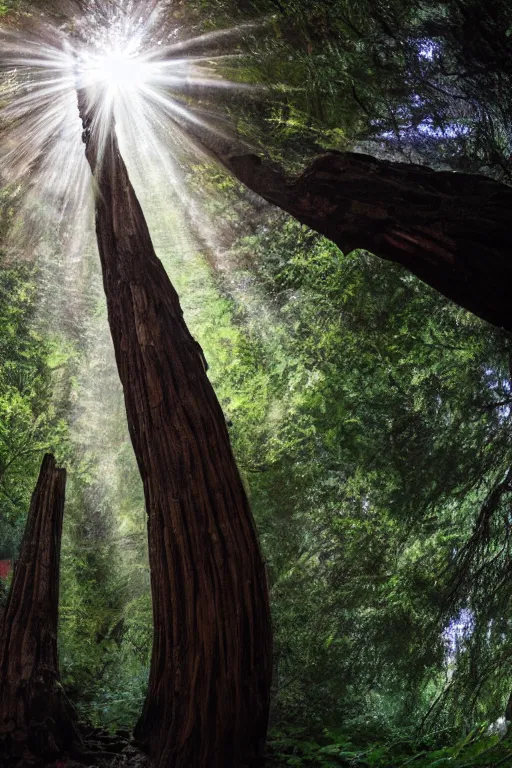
[{"x1": 0, "y1": 454, "x2": 79, "y2": 763}]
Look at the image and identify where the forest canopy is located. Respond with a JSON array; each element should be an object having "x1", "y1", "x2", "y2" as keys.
[{"x1": 1, "y1": 1, "x2": 512, "y2": 767}]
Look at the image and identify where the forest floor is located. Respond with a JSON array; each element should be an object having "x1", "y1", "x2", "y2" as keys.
[
  {"x1": 12, "y1": 724, "x2": 512, "y2": 768},
  {"x1": 27, "y1": 735, "x2": 512, "y2": 768},
  {"x1": 11, "y1": 744, "x2": 150, "y2": 768}
]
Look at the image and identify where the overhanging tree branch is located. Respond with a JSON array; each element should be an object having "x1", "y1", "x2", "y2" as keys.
[{"x1": 182, "y1": 123, "x2": 512, "y2": 332}]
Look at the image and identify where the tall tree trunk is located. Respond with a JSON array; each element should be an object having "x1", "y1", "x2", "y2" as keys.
[
  {"x1": 186, "y1": 130, "x2": 512, "y2": 332},
  {"x1": 0, "y1": 454, "x2": 78, "y2": 763},
  {"x1": 76, "y1": 95, "x2": 272, "y2": 768}
]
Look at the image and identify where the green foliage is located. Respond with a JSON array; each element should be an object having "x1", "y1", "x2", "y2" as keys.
[
  {"x1": 184, "y1": 164, "x2": 512, "y2": 732},
  {"x1": 2, "y1": 187, "x2": 508, "y2": 744},
  {"x1": 3, "y1": 123, "x2": 512, "y2": 753},
  {"x1": 179, "y1": 0, "x2": 512, "y2": 178},
  {"x1": 4, "y1": 0, "x2": 512, "y2": 752},
  {"x1": 268, "y1": 725, "x2": 512, "y2": 767},
  {"x1": 0, "y1": 260, "x2": 67, "y2": 558}
]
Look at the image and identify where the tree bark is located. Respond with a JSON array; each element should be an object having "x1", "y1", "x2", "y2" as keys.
[
  {"x1": 76, "y1": 95, "x2": 272, "y2": 768},
  {"x1": 186, "y1": 129, "x2": 512, "y2": 332},
  {"x1": 0, "y1": 454, "x2": 78, "y2": 763}
]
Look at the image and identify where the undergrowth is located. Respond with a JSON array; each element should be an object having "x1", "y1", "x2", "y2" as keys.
[{"x1": 267, "y1": 725, "x2": 512, "y2": 767}]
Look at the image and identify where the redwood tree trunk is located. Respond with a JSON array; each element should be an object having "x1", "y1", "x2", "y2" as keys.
[
  {"x1": 186, "y1": 130, "x2": 512, "y2": 332},
  {"x1": 0, "y1": 454, "x2": 78, "y2": 763},
  {"x1": 77, "y1": 96, "x2": 272, "y2": 768}
]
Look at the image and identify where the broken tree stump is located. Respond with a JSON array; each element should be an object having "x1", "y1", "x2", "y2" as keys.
[{"x1": 0, "y1": 454, "x2": 80, "y2": 763}]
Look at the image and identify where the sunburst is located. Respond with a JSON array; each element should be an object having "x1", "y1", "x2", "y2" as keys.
[{"x1": 0, "y1": 1, "x2": 256, "y2": 239}]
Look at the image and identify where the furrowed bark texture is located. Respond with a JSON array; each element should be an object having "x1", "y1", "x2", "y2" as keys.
[
  {"x1": 187, "y1": 131, "x2": 512, "y2": 331},
  {"x1": 77, "y1": 95, "x2": 272, "y2": 768},
  {"x1": 0, "y1": 454, "x2": 77, "y2": 762}
]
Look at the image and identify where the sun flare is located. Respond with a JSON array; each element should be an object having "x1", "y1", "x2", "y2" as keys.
[
  {"x1": 81, "y1": 48, "x2": 155, "y2": 93},
  {"x1": 0, "y1": 0, "x2": 254, "y2": 227}
]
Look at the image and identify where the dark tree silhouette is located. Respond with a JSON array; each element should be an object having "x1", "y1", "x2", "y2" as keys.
[
  {"x1": 187, "y1": 131, "x2": 512, "y2": 332},
  {"x1": 0, "y1": 454, "x2": 79, "y2": 763},
  {"x1": 76, "y1": 92, "x2": 272, "y2": 768}
]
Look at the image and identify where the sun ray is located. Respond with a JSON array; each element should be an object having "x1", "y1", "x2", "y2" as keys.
[{"x1": 0, "y1": 1, "x2": 260, "y2": 247}]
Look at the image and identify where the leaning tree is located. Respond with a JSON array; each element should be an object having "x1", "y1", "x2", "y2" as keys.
[
  {"x1": 0, "y1": 454, "x2": 80, "y2": 763},
  {"x1": 181, "y1": 129, "x2": 512, "y2": 333},
  {"x1": 164, "y1": 0, "x2": 512, "y2": 333},
  {"x1": 76, "y1": 89, "x2": 272, "y2": 768}
]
